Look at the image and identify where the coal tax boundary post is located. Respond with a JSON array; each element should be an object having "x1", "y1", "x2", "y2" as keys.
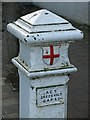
[{"x1": 7, "y1": 9, "x2": 83, "y2": 118}]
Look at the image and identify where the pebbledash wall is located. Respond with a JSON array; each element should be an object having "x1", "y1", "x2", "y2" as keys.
[{"x1": 32, "y1": 2, "x2": 88, "y2": 26}]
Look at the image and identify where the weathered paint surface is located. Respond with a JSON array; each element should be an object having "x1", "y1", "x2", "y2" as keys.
[
  {"x1": 7, "y1": 9, "x2": 83, "y2": 45},
  {"x1": 37, "y1": 85, "x2": 64, "y2": 107},
  {"x1": 18, "y1": 41, "x2": 71, "y2": 71},
  {"x1": 19, "y1": 70, "x2": 69, "y2": 118},
  {"x1": 7, "y1": 9, "x2": 83, "y2": 118}
]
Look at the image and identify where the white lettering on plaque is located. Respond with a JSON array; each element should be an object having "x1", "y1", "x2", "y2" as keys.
[{"x1": 36, "y1": 86, "x2": 64, "y2": 106}]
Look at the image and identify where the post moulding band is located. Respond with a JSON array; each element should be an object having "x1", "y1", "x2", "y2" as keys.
[
  {"x1": 7, "y1": 23, "x2": 83, "y2": 45},
  {"x1": 12, "y1": 58, "x2": 77, "y2": 79}
]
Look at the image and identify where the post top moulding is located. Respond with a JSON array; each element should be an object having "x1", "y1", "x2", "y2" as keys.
[{"x1": 7, "y1": 9, "x2": 83, "y2": 45}]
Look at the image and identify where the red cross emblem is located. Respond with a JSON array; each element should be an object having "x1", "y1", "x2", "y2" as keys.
[{"x1": 42, "y1": 45, "x2": 60, "y2": 65}]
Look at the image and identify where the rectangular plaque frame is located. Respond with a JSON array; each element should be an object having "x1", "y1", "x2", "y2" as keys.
[{"x1": 36, "y1": 85, "x2": 64, "y2": 107}]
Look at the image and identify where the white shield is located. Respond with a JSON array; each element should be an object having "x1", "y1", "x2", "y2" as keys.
[{"x1": 42, "y1": 45, "x2": 60, "y2": 65}]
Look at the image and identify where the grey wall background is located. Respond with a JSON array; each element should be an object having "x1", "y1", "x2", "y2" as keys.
[
  {"x1": 32, "y1": 2, "x2": 88, "y2": 25},
  {"x1": 2, "y1": 3, "x2": 40, "y2": 78}
]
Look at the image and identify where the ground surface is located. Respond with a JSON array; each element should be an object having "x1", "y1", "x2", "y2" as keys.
[{"x1": 1, "y1": 3, "x2": 89, "y2": 119}]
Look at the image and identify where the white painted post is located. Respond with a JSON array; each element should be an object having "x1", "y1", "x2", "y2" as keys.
[{"x1": 7, "y1": 9, "x2": 83, "y2": 118}]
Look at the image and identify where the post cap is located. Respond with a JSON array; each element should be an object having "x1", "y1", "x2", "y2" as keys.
[
  {"x1": 20, "y1": 9, "x2": 69, "y2": 25},
  {"x1": 7, "y1": 9, "x2": 83, "y2": 45}
]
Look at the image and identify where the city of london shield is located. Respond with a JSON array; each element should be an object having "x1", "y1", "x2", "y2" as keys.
[{"x1": 42, "y1": 45, "x2": 60, "y2": 65}]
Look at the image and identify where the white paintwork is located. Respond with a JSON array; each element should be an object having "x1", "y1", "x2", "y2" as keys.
[
  {"x1": 18, "y1": 42, "x2": 71, "y2": 71},
  {"x1": 7, "y1": 9, "x2": 83, "y2": 45},
  {"x1": 12, "y1": 57, "x2": 77, "y2": 79},
  {"x1": 7, "y1": 9, "x2": 83, "y2": 118},
  {"x1": 37, "y1": 86, "x2": 65, "y2": 107},
  {"x1": 19, "y1": 70, "x2": 69, "y2": 118},
  {"x1": 7, "y1": 23, "x2": 83, "y2": 44},
  {"x1": 15, "y1": 18, "x2": 74, "y2": 33},
  {"x1": 20, "y1": 9, "x2": 68, "y2": 25}
]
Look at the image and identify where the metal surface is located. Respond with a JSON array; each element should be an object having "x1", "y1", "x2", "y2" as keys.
[
  {"x1": 12, "y1": 57, "x2": 77, "y2": 79},
  {"x1": 7, "y1": 9, "x2": 83, "y2": 118},
  {"x1": 7, "y1": 9, "x2": 83, "y2": 45}
]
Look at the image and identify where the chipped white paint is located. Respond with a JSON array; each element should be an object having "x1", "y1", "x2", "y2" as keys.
[
  {"x1": 19, "y1": 71, "x2": 69, "y2": 118},
  {"x1": 7, "y1": 9, "x2": 83, "y2": 45},
  {"x1": 12, "y1": 58, "x2": 77, "y2": 78},
  {"x1": 12, "y1": 42, "x2": 72, "y2": 71},
  {"x1": 7, "y1": 9, "x2": 83, "y2": 118}
]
